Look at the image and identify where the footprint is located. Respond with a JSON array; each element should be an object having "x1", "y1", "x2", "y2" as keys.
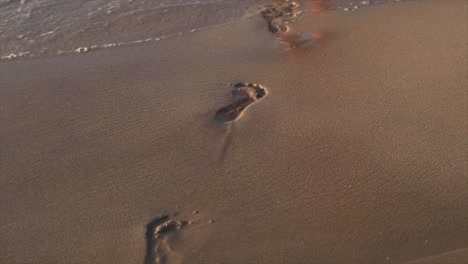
[
  {"x1": 261, "y1": 0, "x2": 302, "y2": 34},
  {"x1": 215, "y1": 83, "x2": 267, "y2": 123},
  {"x1": 144, "y1": 215, "x2": 188, "y2": 264},
  {"x1": 260, "y1": 1, "x2": 318, "y2": 52}
]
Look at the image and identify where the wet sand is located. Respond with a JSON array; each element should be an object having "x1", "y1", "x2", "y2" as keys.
[{"x1": 1, "y1": 0, "x2": 467, "y2": 263}]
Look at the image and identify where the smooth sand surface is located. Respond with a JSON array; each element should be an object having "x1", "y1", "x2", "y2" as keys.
[{"x1": 1, "y1": 0, "x2": 467, "y2": 263}]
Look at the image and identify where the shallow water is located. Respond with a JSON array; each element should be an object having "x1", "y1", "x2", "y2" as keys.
[{"x1": 1, "y1": 0, "x2": 404, "y2": 61}]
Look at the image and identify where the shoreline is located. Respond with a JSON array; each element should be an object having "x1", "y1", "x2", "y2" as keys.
[{"x1": 1, "y1": 0, "x2": 412, "y2": 62}]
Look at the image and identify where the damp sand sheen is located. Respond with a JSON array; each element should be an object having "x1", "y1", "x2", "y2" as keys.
[{"x1": 1, "y1": 0, "x2": 467, "y2": 264}]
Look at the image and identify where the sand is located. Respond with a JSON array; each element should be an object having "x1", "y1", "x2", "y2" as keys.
[{"x1": 1, "y1": 0, "x2": 467, "y2": 263}]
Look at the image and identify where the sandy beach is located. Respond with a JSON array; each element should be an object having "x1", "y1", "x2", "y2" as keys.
[{"x1": 1, "y1": 0, "x2": 467, "y2": 263}]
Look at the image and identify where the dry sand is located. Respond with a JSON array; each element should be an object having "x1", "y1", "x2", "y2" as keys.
[{"x1": 1, "y1": 0, "x2": 467, "y2": 263}]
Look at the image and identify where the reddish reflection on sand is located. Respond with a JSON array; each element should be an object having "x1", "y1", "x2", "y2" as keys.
[
  {"x1": 272, "y1": 0, "x2": 328, "y2": 60},
  {"x1": 278, "y1": 33, "x2": 312, "y2": 51},
  {"x1": 278, "y1": 31, "x2": 325, "y2": 60},
  {"x1": 280, "y1": 0, "x2": 329, "y2": 59},
  {"x1": 308, "y1": 0, "x2": 328, "y2": 13}
]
